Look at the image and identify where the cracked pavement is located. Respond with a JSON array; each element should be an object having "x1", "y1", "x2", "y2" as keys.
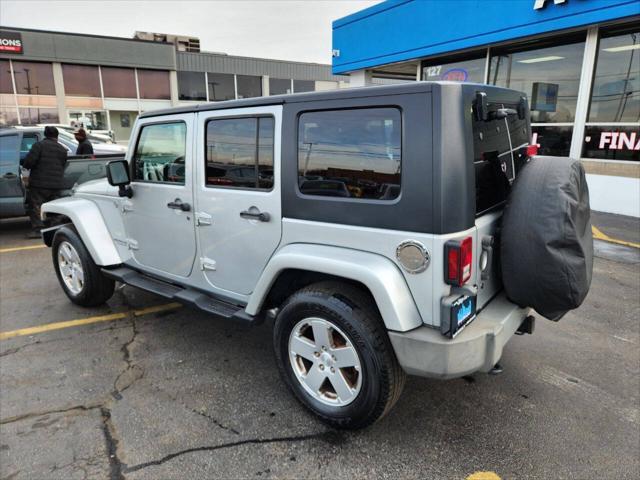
[{"x1": 1, "y1": 216, "x2": 639, "y2": 479}]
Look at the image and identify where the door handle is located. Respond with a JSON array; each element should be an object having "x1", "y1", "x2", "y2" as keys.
[
  {"x1": 240, "y1": 209, "x2": 270, "y2": 222},
  {"x1": 167, "y1": 198, "x2": 191, "y2": 212},
  {"x1": 3, "y1": 173, "x2": 17, "y2": 179}
]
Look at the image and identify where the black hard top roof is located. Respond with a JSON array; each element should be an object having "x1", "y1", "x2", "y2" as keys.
[{"x1": 139, "y1": 82, "x2": 451, "y2": 119}]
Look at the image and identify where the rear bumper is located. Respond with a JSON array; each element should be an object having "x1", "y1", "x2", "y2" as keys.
[{"x1": 388, "y1": 293, "x2": 529, "y2": 379}]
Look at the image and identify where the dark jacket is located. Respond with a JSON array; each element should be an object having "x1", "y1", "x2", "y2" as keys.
[
  {"x1": 76, "y1": 139, "x2": 94, "y2": 155},
  {"x1": 23, "y1": 138, "x2": 68, "y2": 190}
]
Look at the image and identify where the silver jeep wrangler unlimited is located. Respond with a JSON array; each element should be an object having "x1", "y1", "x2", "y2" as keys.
[{"x1": 41, "y1": 82, "x2": 593, "y2": 429}]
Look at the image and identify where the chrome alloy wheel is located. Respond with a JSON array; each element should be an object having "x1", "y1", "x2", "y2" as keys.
[
  {"x1": 57, "y1": 241, "x2": 84, "y2": 295},
  {"x1": 288, "y1": 317, "x2": 362, "y2": 407}
]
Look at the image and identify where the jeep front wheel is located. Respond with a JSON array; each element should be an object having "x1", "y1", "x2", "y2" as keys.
[
  {"x1": 52, "y1": 227, "x2": 115, "y2": 307},
  {"x1": 273, "y1": 282, "x2": 405, "y2": 429}
]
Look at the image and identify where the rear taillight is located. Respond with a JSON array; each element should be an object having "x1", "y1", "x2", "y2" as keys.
[
  {"x1": 526, "y1": 144, "x2": 538, "y2": 157},
  {"x1": 445, "y1": 237, "x2": 473, "y2": 286}
]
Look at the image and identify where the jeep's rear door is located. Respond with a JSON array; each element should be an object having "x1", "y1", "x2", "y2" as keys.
[
  {"x1": 121, "y1": 113, "x2": 197, "y2": 278},
  {"x1": 469, "y1": 86, "x2": 531, "y2": 309},
  {"x1": 195, "y1": 105, "x2": 282, "y2": 295}
]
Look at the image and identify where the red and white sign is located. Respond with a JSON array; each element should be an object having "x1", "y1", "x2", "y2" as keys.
[{"x1": 0, "y1": 31, "x2": 23, "y2": 54}]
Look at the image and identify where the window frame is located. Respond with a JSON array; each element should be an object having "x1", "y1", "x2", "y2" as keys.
[
  {"x1": 203, "y1": 114, "x2": 275, "y2": 192},
  {"x1": 131, "y1": 120, "x2": 188, "y2": 185},
  {"x1": 295, "y1": 105, "x2": 403, "y2": 203}
]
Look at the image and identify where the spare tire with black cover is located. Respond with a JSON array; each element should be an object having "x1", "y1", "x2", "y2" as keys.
[{"x1": 500, "y1": 156, "x2": 593, "y2": 321}]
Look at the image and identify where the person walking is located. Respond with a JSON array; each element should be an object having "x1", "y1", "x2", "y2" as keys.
[
  {"x1": 74, "y1": 128, "x2": 94, "y2": 155},
  {"x1": 23, "y1": 126, "x2": 68, "y2": 238}
]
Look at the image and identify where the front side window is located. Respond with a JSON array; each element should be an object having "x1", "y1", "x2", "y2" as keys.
[
  {"x1": 297, "y1": 108, "x2": 401, "y2": 200},
  {"x1": 205, "y1": 116, "x2": 274, "y2": 189},
  {"x1": 133, "y1": 122, "x2": 187, "y2": 184}
]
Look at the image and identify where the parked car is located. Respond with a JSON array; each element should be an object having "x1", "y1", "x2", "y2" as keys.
[
  {"x1": 0, "y1": 127, "x2": 123, "y2": 218},
  {"x1": 40, "y1": 83, "x2": 593, "y2": 429}
]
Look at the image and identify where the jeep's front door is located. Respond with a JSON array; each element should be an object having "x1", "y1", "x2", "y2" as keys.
[
  {"x1": 195, "y1": 106, "x2": 282, "y2": 295},
  {"x1": 122, "y1": 115, "x2": 196, "y2": 278}
]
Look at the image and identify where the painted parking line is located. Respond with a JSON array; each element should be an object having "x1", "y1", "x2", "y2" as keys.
[
  {"x1": 0, "y1": 244, "x2": 47, "y2": 254},
  {"x1": 0, "y1": 302, "x2": 182, "y2": 341},
  {"x1": 592, "y1": 226, "x2": 640, "y2": 249},
  {"x1": 466, "y1": 472, "x2": 501, "y2": 480}
]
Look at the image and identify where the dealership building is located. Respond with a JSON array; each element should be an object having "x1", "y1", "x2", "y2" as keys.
[
  {"x1": 332, "y1": 0, "x2": 639, "y2": 217},
  {"x1": 0, "y1": 27, "x2": 347, "y2": 142}
]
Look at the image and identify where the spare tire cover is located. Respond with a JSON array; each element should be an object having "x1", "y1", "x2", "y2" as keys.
[{"x1": 501, "y1": 156, "x2": 593, "y2": 320}]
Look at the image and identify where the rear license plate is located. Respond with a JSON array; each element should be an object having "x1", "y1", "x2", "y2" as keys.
[{"x1": 451, "y1": 295, "x2": 476, "y2": 335}]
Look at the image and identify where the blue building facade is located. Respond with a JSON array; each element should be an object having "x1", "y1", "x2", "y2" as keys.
[{"x1": 332, "y1": 0, "x2": 640, "y2": 216}]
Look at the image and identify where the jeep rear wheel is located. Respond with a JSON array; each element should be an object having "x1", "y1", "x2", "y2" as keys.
[
  {"x1": 273, "y1": 281, "x2": 405, "y2": 429},
  {"x1": 52, "y1": 226, "x2": 115, "y2": 307}
]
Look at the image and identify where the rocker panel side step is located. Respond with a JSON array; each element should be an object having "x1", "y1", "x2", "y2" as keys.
[{"x1": 102, "y1": 266, "x2": 258, "y2": 324}]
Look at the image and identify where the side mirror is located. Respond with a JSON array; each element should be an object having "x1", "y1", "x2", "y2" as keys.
[{"x1": 106, "y1": 160, "x2": 133, "y2": 198}]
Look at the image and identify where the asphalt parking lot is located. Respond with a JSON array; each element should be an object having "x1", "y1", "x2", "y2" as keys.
[{"x1": 1, "y1": 214, "x2": 638, "y2": 480}]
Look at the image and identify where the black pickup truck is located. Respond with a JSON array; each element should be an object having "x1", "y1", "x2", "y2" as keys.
[{"x1": 0, "y1": 127, "x2": 123, "y2": 218}]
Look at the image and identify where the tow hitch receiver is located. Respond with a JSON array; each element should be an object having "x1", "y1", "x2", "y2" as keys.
[{"x1": 516, "y1": 315, "x2": 535, "y2": 335}]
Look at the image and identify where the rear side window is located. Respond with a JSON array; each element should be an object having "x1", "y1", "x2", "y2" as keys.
[
  {"x1": 473, "y1": 100, "x2": 529, "y2": 214},
  {"x1": 133, "y1": 122, "x2": 186, "y2": 184},
  {"x1": 205, "y1": 116, "x2": 274, "y2": 190},
  {"x1": 297, "y1": 108, "x2": 401, "y2": 200}
]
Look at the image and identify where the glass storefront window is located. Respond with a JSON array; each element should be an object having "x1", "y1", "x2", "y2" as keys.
[
  {"x1": 588, "y1": 29, "x2": 639, "y2": 123},
  {"x1": 208, "y1": 72, "x2": 235, "y2": 101},
  {"x1": 18, "y1": 107, "x2": 59, "y2": 124},
  {"x1": 12, "y1": 61, "x2": 55, "y2": 95},
  {"x1": 269, "y1": 78, "x2": 291, "y2": 95},
  {"x1": 69, "y1": 110, "x2": 107, "y2": 130},
  {"x1": 489, "y1": 39, "x2": 585, "y2": 123},
  {"x1": 62, "y1": 64, "x2": 101, "y2": 97},
  {"x1": 0, "y1": 60, "x2": 13, "y2": 93},
  {"x1": 293, "y1": 80, "x2": 315, "y2": 93},
  {"x1": 102, "y1": 67, "x2": 137, "y2": 98},
  {"x1": 583, "y1": 126, "x2": 639, "y2": 162},
  {"x1": 0, "y1": 107, "x2": 19, "y2": 126},
  {"x1": 531, "y1": 126, "x2": 573, "y2": 157},
  {"x1": 137, "y1": 69, "x2": 170, "y2": 100},
  {"x1": 236, "y1": 75, "x2": 262, "y2": 98},
  {"x1": 422, "y1": 55, "x2": 486, "y2": 83},
  {"x1": 178, "y1": 71, "x2": 206, "y2": 101}
]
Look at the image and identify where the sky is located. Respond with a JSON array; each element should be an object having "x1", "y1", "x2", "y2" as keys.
[{"x1": 0, "y1": 0, "x2": 381, "y2": 64}]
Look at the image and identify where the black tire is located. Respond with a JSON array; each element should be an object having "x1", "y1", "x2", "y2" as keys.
[
  {"x1": 501, "y1": 156, "x2": 593, "y2": 320},
  {"x1": 52, "y1": 226, "x2": 115, "y2": 307},
  {"x1": 273, "y1": 281, "x2": 405, "y2": 429}
]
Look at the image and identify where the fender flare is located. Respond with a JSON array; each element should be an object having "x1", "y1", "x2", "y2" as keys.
[
  {"x1": 246, "y1": 244, "x2": 423, "y2": 332},
  {"x1": 42, "y1": 197, "x2": 122, "y2": 266}
]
